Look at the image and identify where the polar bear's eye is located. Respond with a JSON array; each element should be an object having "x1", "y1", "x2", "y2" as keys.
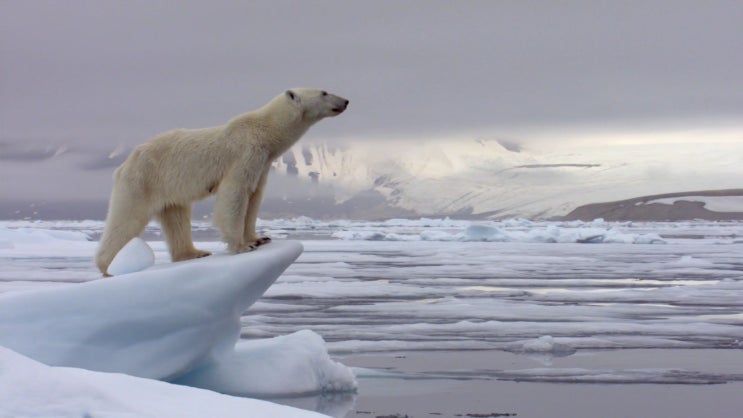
[{"x1": 321, "y1": 91, "x2": 328, "y2": 96}]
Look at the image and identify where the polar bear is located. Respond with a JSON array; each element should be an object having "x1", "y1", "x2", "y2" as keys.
[{"x1": 96, "y1": 88, "x2": 349, "y2": 276}]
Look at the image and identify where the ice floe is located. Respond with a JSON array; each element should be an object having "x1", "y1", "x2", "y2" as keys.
[{"x1": 0, "y1": 237, "x2": 356, "y2": 417}]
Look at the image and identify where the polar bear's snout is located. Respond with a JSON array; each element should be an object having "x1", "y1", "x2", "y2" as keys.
[
  {"x1": 332, "y1": 99, "x2": 349, "y2": 114},
  {"x1": 330, "y1": 97, "x2": 349, "y2": 115}
]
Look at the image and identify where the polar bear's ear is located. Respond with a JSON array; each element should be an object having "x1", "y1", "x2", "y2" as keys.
[{"x1": 285, "y1": 90, "x2": 301, "y2": 106}]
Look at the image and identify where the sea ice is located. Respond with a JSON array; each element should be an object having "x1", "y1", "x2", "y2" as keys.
[
  {"x1": 2, "y1": 218, "x2": 742, "y2": 401},
  {"x1": 330, "y1": 221, "x2": 667, "y2": 244}
]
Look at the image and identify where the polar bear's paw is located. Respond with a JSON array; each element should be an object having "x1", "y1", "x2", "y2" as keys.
[
  {"x1": 255, "y1": 236, "x2": 272, "y2": 246},
  {"x1": 173, "y1": 249, "x2": 212, "y2": 262},
  {"x1": 194, "y1": 249, "x2": 212, "y2": 258},
  {"x1": 231, "y1": 237, "x2": 271, "y2": 253},
  {"x1": 244, "y1": 236, "x2": 272, "y2": 251}
]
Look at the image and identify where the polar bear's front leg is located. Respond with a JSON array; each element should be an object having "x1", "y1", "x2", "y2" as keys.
[
  {"x1": 243, "y1": 167, "x2": 271, "y2": 249},
  {"x1": 214, "y1": 183, "x2": 249, "y2": 253},
  {"x1": 214, "y1": 153, "x2": 268, "y2": 253}
]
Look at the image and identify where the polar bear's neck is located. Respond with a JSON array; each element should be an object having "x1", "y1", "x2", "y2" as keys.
[{"x1": 227, "y1": 104, "x2": 315, "y2": 159}]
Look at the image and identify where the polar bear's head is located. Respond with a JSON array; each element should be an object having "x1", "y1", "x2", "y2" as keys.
[{"x1": 284, "y1": 88, "x2": 349, "y2": 122}]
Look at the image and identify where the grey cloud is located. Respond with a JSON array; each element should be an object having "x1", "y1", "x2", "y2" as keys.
[
  {"x1": 1, "y1": 1, "x2": 740, "y2": 144},
  {"x1": 0, "y1": 142, "x2": 66, "y2": 161},
  {"x1": 0, "y1": 140, "x2": 128, "y2": 170},
  {"x1": 0, "y1": 148, "x2": 57, "y2": 162},
  {"x1": 77, "y1": 150, "x2": 131, "y2": 171}
]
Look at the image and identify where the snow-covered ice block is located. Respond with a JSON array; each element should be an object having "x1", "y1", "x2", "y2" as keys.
[
  {"x1": 0, "y1": 345, "x2": 329, "y2": 418},
  {"x1": 176, "y1": 329, "x2": 357, "y2": 396},
  {"x1": 0, "y1": 240, "x2": 354, "y2": 396},
  {"x1": 107, "y1": 237, "x2": 155, "y2": 275}
]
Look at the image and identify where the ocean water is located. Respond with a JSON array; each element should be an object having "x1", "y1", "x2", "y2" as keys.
[{"x1": 2, "y1": 218, "x2": 742, "y2": 417}]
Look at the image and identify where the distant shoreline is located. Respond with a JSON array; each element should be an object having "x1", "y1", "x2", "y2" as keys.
[
  {"x1": 2, "y1": 189, "x2": 742, "y2": 222},
  {"x1": 562, "y1": 189, "x2": 743, "y2": 221}
]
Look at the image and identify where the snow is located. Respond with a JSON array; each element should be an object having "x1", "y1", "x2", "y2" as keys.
[
  {"x1": 107, "y1": 237, "x2": 155, "y2": 275},
  {"x1": 0, "y1": 346, "x2": 329, "y2": 418}
]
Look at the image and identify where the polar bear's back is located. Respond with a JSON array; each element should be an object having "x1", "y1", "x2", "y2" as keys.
[{"x1": 117, "y1": 125, "x2": 234, "y2": 204}]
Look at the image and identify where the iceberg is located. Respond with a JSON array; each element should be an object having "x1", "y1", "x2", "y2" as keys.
[{"x1": 0, "y1": 240, "x2": 356, "y2": 398}]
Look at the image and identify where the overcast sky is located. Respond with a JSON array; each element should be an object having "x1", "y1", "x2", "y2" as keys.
[{"x1": 1, "y1": 0, "x2": 742, "y2": 204}]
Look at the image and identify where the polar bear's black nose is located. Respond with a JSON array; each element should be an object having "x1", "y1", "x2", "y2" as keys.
[{"x1": 332, "y1": 100, "x2": 349, "y2": 114}]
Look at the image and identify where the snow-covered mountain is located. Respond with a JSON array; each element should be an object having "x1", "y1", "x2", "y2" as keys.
[
  {"x1": 270, "y1": 137, "x2": 743, "y2": 219},
  {"x1": 3, "y1": 135, "x2": 740, "y2": 220}
]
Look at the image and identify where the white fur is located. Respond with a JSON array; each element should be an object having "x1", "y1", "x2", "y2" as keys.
[{"x1": 96, "y1": 89, "x2": 348, "y2": 275}]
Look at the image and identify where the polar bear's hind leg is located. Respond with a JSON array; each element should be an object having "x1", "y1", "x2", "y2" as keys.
[{"x1": 96, "y1": 191, "x2": 152, "y2": 276}]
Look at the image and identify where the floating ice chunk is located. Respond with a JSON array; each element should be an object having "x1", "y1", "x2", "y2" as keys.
[
  {"x1": 671, "y1": 255, "x2": 714, "y2": 267},
  {"x1": 0, "y1": 241, "x2": 355, "y2": 397},
  {"x1": 420, "y1": 230, "x2": 457, "y2": 241},
  {"x1": 462, "y1": 224, "x2": 508, "y2": 241},
  {"x1": 176, "y1": 329, "x2": 357, "y2": 396},
  {"x1": 520, "y1": 336, "x2": 576, "y2": 356},
  {"x1": 522, "y1": 335, "x2": 557, "y2": 352},
  {"x1": 501, "y1": 218, "x2": 534, "y2": 227},
  {"x1": 331, "y1": 230, "x2": 418, "y2": 241},
  {"x1": 631, "y1": 233, "x2": 666, "y2": 245},
  {"x1": 107, "y1": 237, "x2": 155, "y2": 276},
  {"x1": 0, "y1": 345, "x2": 329, "y2": 418}
]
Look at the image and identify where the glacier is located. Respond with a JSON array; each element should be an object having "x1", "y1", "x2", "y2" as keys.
[{"x1": 0, "y1": 236, "x2": 356, "y2": 416}]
